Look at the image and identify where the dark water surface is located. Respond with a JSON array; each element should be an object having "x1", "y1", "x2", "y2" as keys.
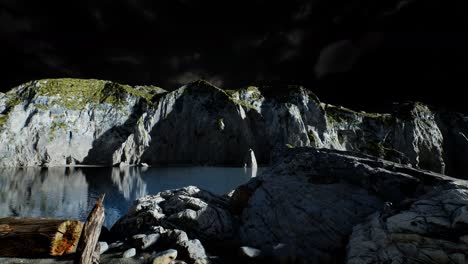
[{"x1": 0, "y1": 166, "x2": 262, "y2": 227}]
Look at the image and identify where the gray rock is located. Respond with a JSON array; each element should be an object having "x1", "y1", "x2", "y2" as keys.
[
  {"x1": 112, "y1": 186, "x2": 234, "y2": 241},
  {"x1": 131, "y1": 233, "x2": 160, "y2": 250},
  {"x1": 98, "y1": 241, "x2": 109, "y2": 254},
  {"x1": 122, "y1": 248, "x2": 136, "y2": 258},
  {"x1": 177, "y1": 239, "x2": 208, "y2": 264},
  {"x1": 108, "y1": 241, "x2": 125, "y2": 250},
  {"x1": 164, "y1": 229, "x2": 189, "y2": 245},
  {"x1": 107, "y1": 147, "x2": 468, "y2": 263},
  {"x1": 271, "y1": 243, "x2": 297, "y2": 264},
  {"x1": 171, "y1": 261, "x2": 187, "y2": 264},
  {"x1": 152, "y1": 249, "x2": 177, "y2": 264},
  {"x1": 244, "y1": 148, "x2": 257, "y2": 169},
  {"x1": 239, "y1": 246, "x2": 262, "y2": 258},
  {"x1": 347, "y1": 187, "x2": 468, "y2": 264},
  {"x1": 232, "y1": 148, "x2": 467, "y2": 263}
]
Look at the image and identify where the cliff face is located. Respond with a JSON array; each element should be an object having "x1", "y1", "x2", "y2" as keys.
[{"x1": 0, "y1": 78, "x2": 466, "y2": 178}]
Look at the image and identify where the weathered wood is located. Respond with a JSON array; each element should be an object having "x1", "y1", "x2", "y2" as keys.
[
  {"x1": 0, "y1": 217, "x2": 83, "y2": 257},
  {"x1": 76, "y1": 194, "x2": 105, "y2": 264}
]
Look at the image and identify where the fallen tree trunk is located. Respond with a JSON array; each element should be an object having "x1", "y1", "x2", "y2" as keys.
[
  {"x1": 76, "y1": 194, "x2": 105, "y2": 264},
  {"x1": 0, "y1": 217, "x2": 83, "y2": 257}
]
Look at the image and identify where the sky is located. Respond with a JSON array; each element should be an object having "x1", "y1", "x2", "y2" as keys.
[{"x1": 1, "y1": 0, "x2": 468, "y2": 113}]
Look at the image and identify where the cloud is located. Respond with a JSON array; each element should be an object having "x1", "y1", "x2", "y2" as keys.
[
  {"x1": 293, "y1": 2, "x2": 313, "y2": 21},
  {"x1": 108, "y1": 55, "x2": 143, "y2": 65},
  {"x1": 285, "y1": 29, "x2": 304, "y2": 46},
  {"x1": 278, "y1": 49, "x2": 299, "y2": 62},
  {"x1": 0, "y1": 10, "x2": 32, "y2": 33},
  {"x1": 167, "y1": 53, "x2": 201, "y2": 70}
]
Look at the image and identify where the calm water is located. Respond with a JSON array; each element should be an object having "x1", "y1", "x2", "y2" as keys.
[{"x1": 0, "y1": 166, "x2": 263, "y2": 227}]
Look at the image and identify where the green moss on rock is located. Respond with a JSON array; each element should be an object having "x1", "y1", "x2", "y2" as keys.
[
  {"x1": 187, "y1": 80, "x2": 257, "y2": 110},
  {"x1": 29, "y1": 78, "x2": 161, "y2": 110},
  {"x1": 325, "y1": 105, "x2": 358, "y2": 124},
  {"x1": 308, "y1": 130, "x2": 318, "y2": 147},
  {"x1": 361, "y1": 141, "x2": 386, "y2": 158},
  {"x1": 49, "y1": 120, "x2": 69, "y2": 141},
  {"x1": 34, "y1": 104, "x2": 49, "y2": 111},
  {"x1": 0, "y1": 114, "x2": 8, "y2": 128}
]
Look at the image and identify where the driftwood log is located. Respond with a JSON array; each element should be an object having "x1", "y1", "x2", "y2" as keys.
[
  {"x1": 0, "y1": 217, "x2": 83, "y2": 257},
  {"x1": 76, "y1": 194, "x2": 105, "y2": 264}
]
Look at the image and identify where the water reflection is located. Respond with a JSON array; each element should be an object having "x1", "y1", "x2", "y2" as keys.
[
  {"x1": 0, "y1": 166, "x2": 263, "y2": 227},
  {"x1": 111, "y1": 167, "x2": 147, "y2": 200},
  {"x1": 0, "y1": 167, "x2": 88, "y2": 220}
]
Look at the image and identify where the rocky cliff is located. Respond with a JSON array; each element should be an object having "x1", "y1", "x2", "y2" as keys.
[{"x1": 0, "y1": 78, "x2": 467, "y2": 178}]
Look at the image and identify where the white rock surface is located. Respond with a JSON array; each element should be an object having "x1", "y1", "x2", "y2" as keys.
[{"x1": 152, "y1": 249, "x2": 177, "y2": 264}]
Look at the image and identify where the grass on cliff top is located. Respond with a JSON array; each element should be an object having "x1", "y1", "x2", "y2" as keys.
[
  {"x1": 324, "y1": 104, "x2": 393, "y2": 125},
  {"x1": 186, "y1": 80, "x2": 257, "y2": 110},
  {"x1": 30, "y1": 78, "x2": 166, "y2": 110}
]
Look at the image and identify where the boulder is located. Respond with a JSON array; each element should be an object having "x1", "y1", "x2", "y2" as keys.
[
  {"x1": 111, "y1": 186, "x2": 234, "y2": 241},
  {"x1": 232, "y1": 148, "x2": 463, "y2": 262},
  {"x1": 152, "y1": 249, "x2": 178, "y2": 264},
  {"x1": 177, "y1": 239, "x2": 208, "y2": 264},
  {"x1": 239, "y1": 246, "x2": 262, "y2": 259},
  {"x1": 98, "y1": 241, "x2": 109, "y2": 255},
  {"x1": 131, "y1": 233, "x2": 160, "y2": 250},
  {"x1": 347, "y1": 185, "x2": 468, "y2": 264},
  {"x1": 122, "y1": 248, "x2": 136, "y2": 258}
]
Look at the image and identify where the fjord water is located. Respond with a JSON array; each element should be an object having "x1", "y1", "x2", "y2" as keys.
[{"x1": 0, "y1": 166, "x2": 262, "y2": 227}]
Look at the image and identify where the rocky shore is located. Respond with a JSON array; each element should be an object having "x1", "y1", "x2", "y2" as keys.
[
  {"x1": 84, "y1": 147, "x2": 466, "y2": 264},
  {"x1": 6, "y1": 147, "x2": 468, "y2": 263}
]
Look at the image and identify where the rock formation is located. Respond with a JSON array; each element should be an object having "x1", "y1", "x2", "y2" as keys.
[
  {"x1": 110, "y1": 147, "x2": 468, "y2": 263},
  {"x1": 0, "y1": 78, "x2": 467, "y2": 179}
]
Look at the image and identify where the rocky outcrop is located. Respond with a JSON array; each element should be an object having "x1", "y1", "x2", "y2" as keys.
[
  {"x1": 231, "y1": 148, "x2": 461, "y2": 263},
  {"x1": 110, "y1": 147, "x2": 468, "y2": 263},
  {"x1": 111, "y1": 186, "x2": 234, "y2": 241},
  {"x1": 0, "y1": 78, "x2": 467, "y2": 178},
  {"x1": 347, "y1": 185, "x2": 468, "y2": 264}
]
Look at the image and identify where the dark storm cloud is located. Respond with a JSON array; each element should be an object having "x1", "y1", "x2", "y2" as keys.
[
  {"x1": 292, "y1": 2, "x2": 313, "y2": 21},
  {"x1": 0, "y1": 10, "x2": 32, "y2": 33},
  {"x1": 1, "y1": 0, "x2": 468, "y2": 114}
]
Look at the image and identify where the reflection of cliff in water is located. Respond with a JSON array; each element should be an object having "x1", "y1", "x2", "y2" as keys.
[
  {"x1": 0, "y1": 166, "x2": 260, "y2": 227},
  {"x1": 0, "y1": 167, "x2": 88, "y2": 219},
  {"x1": 81, "y1": 166, "x2": 148, "y2": 226},
  {"x1": 111, "y1": 167, "x2": 147, "y2": 200}
]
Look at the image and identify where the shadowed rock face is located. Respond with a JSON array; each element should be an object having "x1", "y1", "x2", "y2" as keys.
[
  {"x1": 111, "y1": 148, "x2": 468, "y2": 263},
  {"x1": 0, "y1": 78, "x2": 467, "y2": 178}
]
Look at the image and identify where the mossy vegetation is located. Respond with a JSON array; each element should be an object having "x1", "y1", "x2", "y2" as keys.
[
  {"x1": 188, "y1": 80, "x2": 257, "y2": 110},
  {"x1": 49, "y1": 121, "x2": 69, "y2": 141},
  {"x1": 13, "y1": 78, "x2": 166, "y2": 111},
  {"x1": 363, "y1": 141, "x2": 386, "y2": 158},
  {"x1": 33, "y1": 78, "x2": 162, "y2": 110},
  {"x1": 325, "y1": 105, "x2": 359, "y2": 124},
  {"x1": 34, "y1": 104, "x2": 49, "y2": 111},
  {"x1": 308, "y1": 130, "x2": 318, "y2": 147},
  {"x1": 286, "y1": 143, "x2": 295, "y2": 149},
  {"x1": 324, "y1": 104, "x2": 396, "y2": 128},
  {"x1": 0, "y1": 114, "x2": 7, "y2": 128}
]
